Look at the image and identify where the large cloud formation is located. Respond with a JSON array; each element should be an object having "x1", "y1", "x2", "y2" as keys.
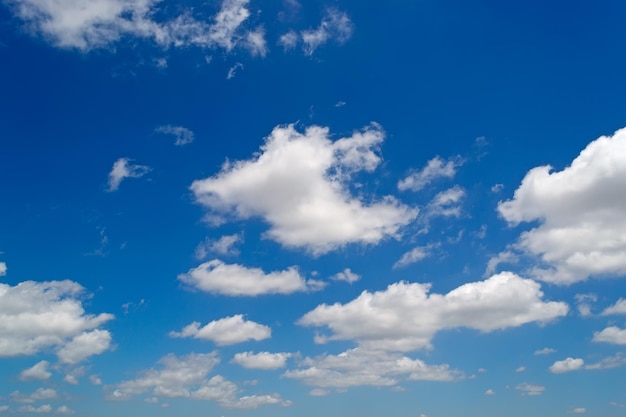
[
  {"x1": 191, "y1": 123, "x2": 417, "y2": 255},
  {"x1": 0, "y1": 280, "x2": 113, "y2": 362},
  {"x1": 299, "y1": 272, "x2": 568, "y2": 351},
  {"x1": 498, "y1": 127, "x2": 626, "y2": 284}
]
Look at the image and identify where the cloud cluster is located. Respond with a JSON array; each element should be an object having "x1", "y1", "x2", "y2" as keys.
[
  {"x1": 191, "y1": 123, "x2": 417, "y2": 255},
  {"x1": 299, "y1": 272, "x2": 568, "y2": 351},
  {"x1": 549, "y1": 357, "x2": 584, "y2": 373},
  {"x1": 284, "y1": 348, "x2": 462, "y2": 389},
  {"x1": 498, "y1": 127, "x2": 626, "y2": 284},
  {"x1": 5, "y1": 0, "x2": 261, "y2": 53},
  {"x1": 231, "y1": 352, "x2": 292, "y2": 370},
  {"x1": 111, "y1": 352, "x2": 289, "y2": 408},
  {"x1": 593, "y1": 326, "x2": 626, "y2": 345},
  {"x1": 18, "y1": 361, "x2": 52, "y2": 381},
  {"x1": 0, "y1": 280, "x2": 113, "y2": 362},
  {"x1": 169, "y1": 315, "x2": 270, "y2": 346},
  {"x1": 179, "y1": 260, "x2": 323, "y2": 296}
]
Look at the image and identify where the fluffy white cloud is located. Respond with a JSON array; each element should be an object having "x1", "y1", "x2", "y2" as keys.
[
  {"x1": 393, "y1": 245, "x2": 433, "y2": 269},
  {"x1": 498, "y1": 127, "x2": 626, "y2": 284},
  {"x1": 112, "y1": 352, "x2": 289, "y2": 408},
  {"x1": 18, "y1": 361, "x2": 52, "y2": 381},
  {"x1": 5, "y1": 0, "x2": 261, "y2": 53},
  {"x1": 299, "y1": 272, "x2": 568, "y2": 351},
  {"x1": 0, "y1": 280, "x2": 113, "y2": 358},
  {"x1": 423, "y1": 186, "x2": 465, "y2": 219},
  {"x1": 169, "y1": 315, "x2": 271, "y2": 345},
  {"x1": 231, "y1": 352, "x2": 292, "y2": 370},
  {"x1": 190, "y1": 123, "x2": 417, "y2": 255},
  {"x1": 57, "y1": 329, "x2": 112, "y2": 364},
  {"x1": 330, "y1": 268, "x2": 360, "y2": 284},
  {"x1": 63, "y1": 367, "x2": 86, "y2": 385},
  {"x1": 55, "y1": 405, "x2": 75, "y2": 415},
  {"x1": 195, "y1": 234, "x2": 243, "y2": 259},
  {"x1": 155, "y1": 125, "x2": 194, "y2": 146},
  {"x1": 398, "y1": 156, "x2": 463, "y2": 192},
  {"x1": 592, "y1": 326, "x2": 626, "y2": 345},
  {"x1": 485, "y1": 389, "x2": 495, "y2": 395},
  {"x1": 284, "y1": 348, "x2": 463, "y2": 389},
  {"x1": 602, "y1": 298, "x2": 626, "y2": 315},
  {"x1": 516, "y1": 382, "x2": 544, "y2": 396},
  {"x1": 107, "y1": 157, "x2": 150, "y2": 192},
  {"x1": 549, "y1": 357, "x2": 584, "y2": 373},
  {"x1": 179, "y1": 260, "x2": 322, "y2": 296},
  {"x1": 485, "y1": 251, "x2": 519, "y2": 276},
  {"x1": 11, "y1": 388, "x2": 57, "y2": 404},
  {"x1": 300, "y1": 9, "x2": 353, "y2": 55}
]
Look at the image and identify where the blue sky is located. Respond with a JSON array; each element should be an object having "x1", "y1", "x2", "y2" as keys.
[{"x1": 1, "y1": 0, "x2": 626, "y2": 416}]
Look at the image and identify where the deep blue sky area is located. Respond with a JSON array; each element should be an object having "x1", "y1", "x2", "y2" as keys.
[{"x1": 1, "y1": 1, "x2": 626, "y2": 416}]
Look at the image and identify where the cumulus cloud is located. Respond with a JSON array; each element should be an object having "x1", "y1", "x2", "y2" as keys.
[
  {"x1": 300, "y1": 9, "x2": 353, "y2": 55},
  {"x1": 179, "y1": 260, "x2": 322, "y2": 296},
  {"x1": 516, "y1": 382, "x2": 544, "y2": 396},
  {"x1": 549, "y1": 357, "x2": 584, "y2": 373},
  {"x1": 107, "y1": 158, "x2": 150, "y2": 192},
  {"x1": 18, "y1": 404, "x2": 52, "y2": 413},
  {"x1": 393, "y1": 245, "x2": 434, "y2": 269},
  {"x1": 535, "y1": 347, "x2": 556, "y2": 355},
  {"x1": 11, "y1": 388, "x2": 57, "y2": 403},
  {"x1": 585, "y1": 352, "x2": 626, "y2": 370},
  {"x1": 4, "y1": 0, "x2": 262, "y2": 54},
  {"x1": 18, "y1": 361, "x2": 52, "y2": 381},
  {"x1": 485, "y1": 251, "x2": 519, "y2": 276},
  {"x1": 55, "y1": 405, "x2": 75, "y2": 415},
  {"x1": 592, "y1": 326, "x2": 626, "y2": 345},
  {"x1": 195, "y1": 234, "x2": 243, "y2": 259},
  {"x1": 398, "y1": 156, "x2": 463, "y2": 192},
  {"x1": 0, "y1": 280, "x2": 113, "y2": 359},
  {"x1": 111, "y1": 352, "x2": 289, "y2": 408},
  {"x1": 485, "y1": 389, "x2": 495, "y2": 395},
  {"x1": 169, "y1": 315, "x2": 271, "y2": 345},
  {"x1": 284, "y1": 348, "x2": 463, "y2": 389},
  {"x1": 602, "y1": 298, "x2": 626, "y2": 315},
  {"x1": 57, "y1": 329, "x2": 112, "y2": 364},
  {"x1": 330, "y1": 268, "x2": 360, "y2": 284},
  {"x1": 299, "y1": 271, "x2": 568, "y2": 351},
  {"x1": 190, "y1": 123, "x2": 417, "y2": 255},
  {"x1": 498, "y1": 127, "x2": 626, "y2": 284},
  {"x1": 231, "y1": 352, "x2": 292, "y2": 370},
  {"x1": 155, "y1": 125, "x2": 194, "y2": 146}
]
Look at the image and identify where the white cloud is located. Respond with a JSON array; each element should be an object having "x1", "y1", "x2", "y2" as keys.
[
  {"x1": 55, "y1": 405, "x2": 75, "y2": 415},
  {"x1": 516, "y1": 382, "x2": 544, "y2": 396},
  {"x1": 5, "y1": 0, "x2": 260, "y2": 53},
  {"x1": 485, "y1": 389, "x2": 495, "y2": 395},
  {"x1": 190, "y1": 123, "x2": 417, "y2": 255},
  {"x1": 12, "y1": 388, "x2": 57, "y2": 404},
  {"x1": 179, "y1": 260, "x2": 322, "y2": 296},
  {"x1": 485, "y1": 251, "x2": 519, "y2": 276},
  {"x1": 170, "y1": 315, "x2": 271, "y2": 346},
  {"x1": 592, "y1": 326, "x2": 626, "y2": 345},
  {"x1": 107, "y1": 157, "x2": 150, "y2": 192},
  {"x1": 0, "y1": 262, "x2": 6, "y2": 276},
  {"x1": 602, "y1": 298, "x2": 626, "y2": 315},
  {"x1": 284, "y1": 348, "x2": 463, "y2": 389},
  {"x1": 57, "y1": 329, "x2": 112, "y2": 364},
  {"x1": 498, "y1": 127, "x2": 626, "y2": 284},
  {"x1": 570, "y1": 408, "x2": 586, "y2": 414},
  {"x1": 299, "y1": 271, "x2": 567, "y2": 351},
  {"x1": 245, "y1": 27, "x2": 267, "y2": 57},
  {"x1": 155, "y1": 125, "x2": 194, "y2": 146},
  {"x1": 535, "y1": 347, "x2": 556, "y2": 355},
  {"x1": 0, "y1": 280, "x2": 113, "y2": 358},
  {"x1": 278, "y1": 30, "x2": 298, "y2": 51},
  {"x1": 112, "y1": 352, "x2": 289, "y2": 408},
  {"x1": 89, "y1": 375, "x2": 103, "y2": 385},
  {"x1": 226, "y1": 62, "x2": 243, "y2": 79},
  {"x1": 63, "y1": 367, "x2": 86, "y2": 385},
  {"x1": 393, "y1": 245, "x2": 434, "y2": 269},
  {"x1": 585, "y1": 352, "x2": 626, "y2": 370},
  {"x1": 575, "y1": 293, "x2": 597, "y2": 317},
  {"x1": 231, "y1": 352, "x2": 292, "y2": 370},
  {"x1": 0, "y1": 406, "x2": 7, "y2": 412},
  {"x1": 300, "y1": 9, "x2": 353, "y2": 55},
  {"x1": 330, "y1": 268, "x2": 360, "y2": 284},
  {"x1": 19, "y1": 361, "x2": 52, "y2": 381},
  {"x1": 423, "y1": 186, "x2": 465, "y2": 219},
  {"x1": 195, "y1": 234, "x2": 243, "y2": 259},
  {"x1": 308, "y1": 388, "x2": 328, "y2": 396},
  {"x1": 398, "y1": 156, "x2": 463, "y2": 192},
  {"x1": 18, "y1": 404, "x2": 52, "y2": 413},
  {"x1": 515, "y1": 366, "x2": 526, "y2": 372},
  {"x1": 549, "y1": 357, "x2": 584, "y2": 373}
]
